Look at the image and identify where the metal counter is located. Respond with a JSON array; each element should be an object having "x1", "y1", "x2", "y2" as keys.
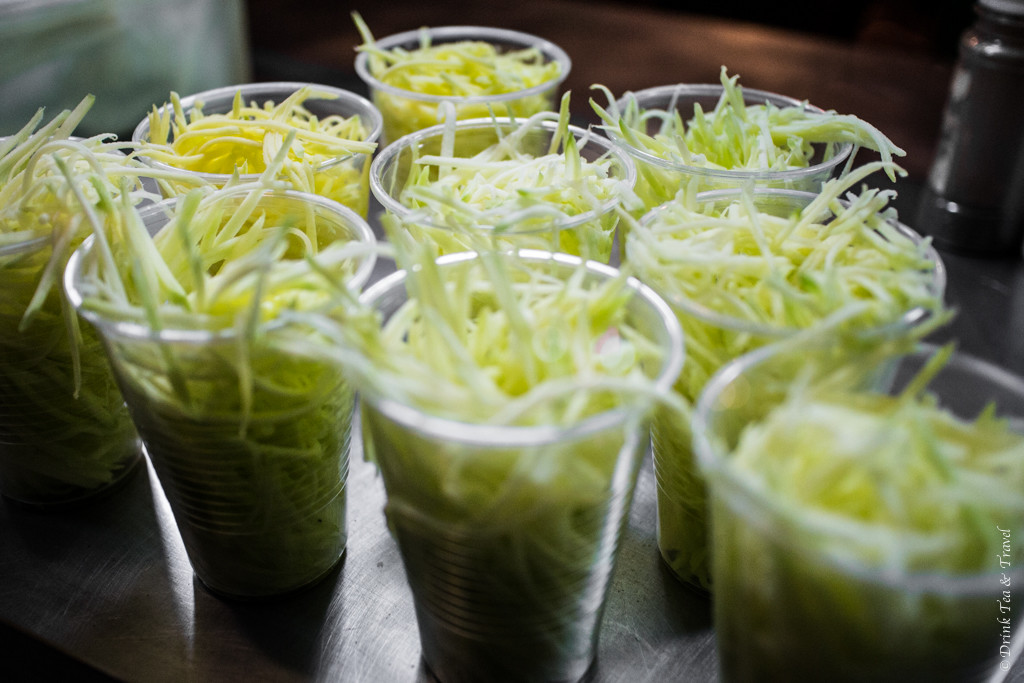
[{"x1": 1, "y1": 181, "x2": 1023, "y2": 682}]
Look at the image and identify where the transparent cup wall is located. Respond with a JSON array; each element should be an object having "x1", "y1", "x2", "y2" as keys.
[
  {"x1": 371, "y1": 118, "x2": 635, "y2": 264},
  {"x1": 0, "y1": 233, "x2": 141, "y2": 506},
  {"x1": 355, "y1": 26, "x2": 571, "y2": 144},
  {"x1": 106, "y1": 324, "x2": 353, "y2": 598},
  {"x1": 65, "y1": 190, "x2": 376, "y2": 598},
  {"x1": 694, "y1": 341, "x2": 1024, "y2": 682},
  {"x1": 358, "y1": 251, "x2": 684, "y2": 682},
  {"x1": 132, "y1": 81, "x2": 383, "y2": 218}
]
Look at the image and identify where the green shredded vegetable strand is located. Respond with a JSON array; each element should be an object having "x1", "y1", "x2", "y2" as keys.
[
  {"x1": 352, "y1": 225, "x2": 671, "y2": 425},
  {"x1": 731, "y1": 344, "x2": 1022, "y2": 573},
  {"x1": 631, "y1": 160, "x2": 944, "y2": 400},
  {"x1": 354, "y1": 13, "x2": 560, "y2": 99},
  {"x1": 84, "y1": 135, "x2": 372, "y2": 332},
  {"x1": 317, "y1": 236, "x2": 684, "y2": 677}
]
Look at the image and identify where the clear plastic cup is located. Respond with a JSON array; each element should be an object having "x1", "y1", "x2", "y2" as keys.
[
  {"x1": 354, "y1": 26, "x2": 571, "y2": 144},
  {"x1": 602, "y1": 83, "x2": 853, "y2": 212},
  {"x1": 358, "y1": 250, "x2": 684, "y2": 683},
  {"x1": 693, "y1": 340, "x2": 1024, "y2": 682},
  {"x1": 370, "y1": 117, "x2": 635, "y2": 263},
  {"x1": 131, "y1": 81, "x2": 383, "y2": 217},
  {"x1": 0, "y1": 233, "x2": 141, "y2": 507},
  {"x1": 0, "y1": 135, "x2": 142, "y2": 507},
  {"x1": 636, "y1": 188, "x2": 946, "y2": 592},
  {"x1": 64, "y1": 188, "x2": 376, "y2": 598}
]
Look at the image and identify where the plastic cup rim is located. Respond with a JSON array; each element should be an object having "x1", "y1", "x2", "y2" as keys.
[
  {"x1": 354, "y1": 25, "x2": 572, "y2": 105},
  {"x1": 692, "y1": 339, "x2": 1024, "y2": 593},
  {"x1": 357, "y1": 248, "x2": 685, "y2": 448},
  {"x1": 636, "y1": 186, "x2": 947, "y2": 338},
  {"x1": 603, "y1": 82, "x2": 853, "y2": 179},
  {"x1": 130, "y1": 81, "x2": 384, "y2": 183},
  {"x1": 369, "y1": 116, "x2": 637, "y2": 234},
  {"x1": 63, "y1": 186, "x2": 378, "y2": 344}
]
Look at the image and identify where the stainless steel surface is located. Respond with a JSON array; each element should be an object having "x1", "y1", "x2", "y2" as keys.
[
  {"x1": 1, "y1": 172, "x2": 1023, "y2": 683},
  {"x1": 0, "y1": 423, "x2": 714, "y2": 682}
]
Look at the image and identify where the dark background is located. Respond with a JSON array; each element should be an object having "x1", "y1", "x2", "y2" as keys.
[
  {"x1": 245, "y1": 0, "x2": 974, "y2": 62},
  {"x1": 628, "y1": 0, "x2": 971, "y2": 58}
]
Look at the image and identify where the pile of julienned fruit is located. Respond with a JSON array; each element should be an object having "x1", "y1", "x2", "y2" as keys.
[{"x1": 0, "y1": 12, "x2": 1020, "y2": 683}]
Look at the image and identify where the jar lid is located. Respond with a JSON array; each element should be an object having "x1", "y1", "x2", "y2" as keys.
[{"x1": 981, "y1": 0, "x2": 1024, "y2": 15}]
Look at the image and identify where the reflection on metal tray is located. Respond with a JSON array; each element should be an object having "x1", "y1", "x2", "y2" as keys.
[
  {"x1": 2, "y1": 183, "x2": 1024, "y2": 683},
  {"x1": 0, "y1": 425, "x2": 715, "y2": 681}
]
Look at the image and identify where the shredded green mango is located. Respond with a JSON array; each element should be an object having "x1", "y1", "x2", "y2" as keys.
[
  {"x1": 705, "y1": 344, "x2": 1024, "y2": 680},
  {"x1": 138, "y1": 86, "x2": 377, "y2": 216},
  {"x1": 732, "y1": 345, "x2": 1023, "y2": 573},
  {"x1": 68, "y1": 140, "x2": 377, "y2": 595},
  {"x1": 630, "y1": 160, "x2": 943, "y2": 400},
  {"x1": 591, "y1": 67, "x2": 906, "y2": 209},
  {"x1": 631, "y1": 160, "x2": 947, "y2": 591},
  {"x1": 383, "y1": 95, "x2": 637, "y2": 261},
  {"x1": 0, "y1": 97, "x2": 149, "y2": 503},
  {"x1": 321, "y1": 236, "x2": 685, "y2": 676},
  {"x1": 346, "y1": 232, "x2": 673, "y2": 426},
  {"x1": 353, "y1": 12, "x2": 564, "y2": 140}
]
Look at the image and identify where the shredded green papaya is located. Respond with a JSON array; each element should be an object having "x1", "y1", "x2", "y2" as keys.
[
  {"x1": 381, "y1": 94, "x2": 638, "y2": 261},
  {"x1": 701, "y1": 342, "x2": 1024, "y2": 680},
  {"x1": 68, "y1": 139, "x2": 378, "y2": 595},
  {"x1": 309, "y1": 234, "x2": 686, "y2": 676},
  {"x1": 137, "y1": 86, "x2": 377, "y2": 216},
  {"x1": 0, "y1": 97, "x2": 149, "y2": 503},
  {"x1": 591, "y1": 67, "x2": 906, "y2": 209},
  {"x1": 353, "y1": 12, "x2": 565, "y2": 140},
  {"x1": 630, "y1": 160, "x2": 947, "y2": 591}
]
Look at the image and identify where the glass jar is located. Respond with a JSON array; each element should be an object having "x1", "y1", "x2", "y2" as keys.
[{"x1": 917, "y1": 0, "x2": 1024, "y2": 256}]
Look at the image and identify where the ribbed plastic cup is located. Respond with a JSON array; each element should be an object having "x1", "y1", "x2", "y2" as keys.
[
  {"x1": 636, "y1": 188, "x2": 946, "y2": 593},
  {"x1": 0, "y1": 135, "x2": 141, "y2": 507},
  {"x1": 355, "y1": 25, "x2": 571, "y2": 144},
  {"x1": 358, "y1": 250, "x2": 684, "y2": 682},
  {"x1": 64, "y1": 188, "x2": 376, "y2": 598},
  {"x1": 603, "y1": 83, "x2": 853, "y2": 212},
  {"x1": 0, "y1": 232, "x2": 141, "y2": 506},
  {"x1": 131, "y1": 81, "x2": 383, "y2": 217},
  {"x1": 370, "y1": 117, "x2": 635, "y2": 263},
  {"x1": 694, "y1": 341, "x2": 1024, "y2": 682}
]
